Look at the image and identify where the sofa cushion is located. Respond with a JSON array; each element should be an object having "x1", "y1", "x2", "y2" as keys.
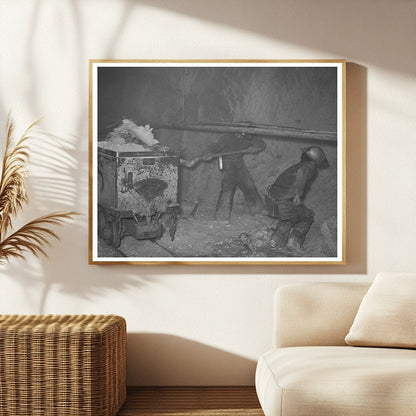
[
  {"x1": 256, "y1": 346, "x2": 416, "y2": 416},
  {"x1": 274, "y1": 283, "x2": 370, "y2": 348},
  {"x1": 345, "y1": 272, "x2": 416, "y2": 348}
]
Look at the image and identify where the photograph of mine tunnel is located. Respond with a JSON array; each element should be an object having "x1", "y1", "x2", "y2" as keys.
[{"x1": 96, "y1": 63, "x2": 341, "y2": 260}]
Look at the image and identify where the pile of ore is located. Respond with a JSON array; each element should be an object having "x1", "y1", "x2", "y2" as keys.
[{"x1": 105, "y1": 119, "x2": 159, "y2": 147}]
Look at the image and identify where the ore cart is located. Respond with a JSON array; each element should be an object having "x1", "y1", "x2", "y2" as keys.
[{"x1": 97, "y1": 141, "x2": 180, "y2": 248}]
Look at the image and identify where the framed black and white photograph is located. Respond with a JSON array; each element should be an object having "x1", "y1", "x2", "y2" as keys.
[{"x1": 89, "y1": 60, "x2": 345, "y2": 265}]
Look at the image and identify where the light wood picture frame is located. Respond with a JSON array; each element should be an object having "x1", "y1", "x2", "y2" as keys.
[{"x1": 89, "y1": 60, "x2": 346, "y2": 265}]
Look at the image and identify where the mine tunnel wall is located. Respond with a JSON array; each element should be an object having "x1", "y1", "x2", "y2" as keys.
[{"x1": 98, "y1": 66, "x2": 339, "y2": 227}]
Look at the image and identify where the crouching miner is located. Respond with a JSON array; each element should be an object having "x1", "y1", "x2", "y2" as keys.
[{"x1": 266, "y1": 146, "x2": 329, "y2": 253}]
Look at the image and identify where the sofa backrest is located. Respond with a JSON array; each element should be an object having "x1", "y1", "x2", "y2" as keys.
[{"x1": 273, "y1": 282, "x2": 370, "y2": 348}]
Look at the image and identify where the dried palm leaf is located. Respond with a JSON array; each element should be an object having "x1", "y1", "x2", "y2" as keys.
[
  {"x1": 0, "y1": 212, "x2": 78, "y2": 264},
  {"x1": 0, "y1": 117, "x2": 38, "y2": 238},
  {"x1": 0, "y1": 115, "x2": 79, "y2": 264}
]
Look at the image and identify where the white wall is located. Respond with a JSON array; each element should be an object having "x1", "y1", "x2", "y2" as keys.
[{"x1": 0, "y1": 0, "x2": 415, "y2": 385}]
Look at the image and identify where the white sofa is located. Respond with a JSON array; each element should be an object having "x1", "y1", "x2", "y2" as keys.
[{"x1": 255, "y1": 282, "x2": 416, "y2": 416}]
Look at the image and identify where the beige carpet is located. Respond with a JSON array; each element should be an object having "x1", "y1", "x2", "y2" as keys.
[{"x1": 117, "y1": 386, "x2": 263, "y2": 416}]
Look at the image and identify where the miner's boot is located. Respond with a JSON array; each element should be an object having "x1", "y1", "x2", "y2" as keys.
[
  {"x1": 287, "y1": 218, "x2": 313, "y2": 254},
  {"x1": 271, "y1": 220, "x2": 292, "y2": 247},
  {"x1": 286, "y1": 235, "x2": 305, "y2": 254}
]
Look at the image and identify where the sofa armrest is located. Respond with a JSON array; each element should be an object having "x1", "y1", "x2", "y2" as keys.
[{"x1": 274, "y1": 282, "x2": 370, "y2": 348}]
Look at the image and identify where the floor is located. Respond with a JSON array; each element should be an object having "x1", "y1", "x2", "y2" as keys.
[
  {"x1": 116, "y1": 386, "x2": 264, "y2": 416},
  {"x1": 98, "y1": 208, "x2": 333, "y2": 259}
]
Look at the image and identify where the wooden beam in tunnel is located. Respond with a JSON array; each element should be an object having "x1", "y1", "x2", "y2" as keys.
[{"x1": 151, "y1": 121, "x2": 337, "y2": 143}]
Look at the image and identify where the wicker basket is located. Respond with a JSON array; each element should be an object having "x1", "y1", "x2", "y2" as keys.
[{"x1": 0, "y1": 314, "x2": 126, "y2": 416}]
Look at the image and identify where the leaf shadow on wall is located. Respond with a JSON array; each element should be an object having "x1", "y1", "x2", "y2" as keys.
[
  {"x1": 126, "y1": 333, "x2": 257, "y2": 386},
  {"x1": 0, "y1": 0, "x2": 163, "y2": 313},
  {"x1": 135, "y1": 0, "x2": 413, "y2": 76},
  {"x1": 0, "y1": 1, "x2": 369, "y2": 309}
]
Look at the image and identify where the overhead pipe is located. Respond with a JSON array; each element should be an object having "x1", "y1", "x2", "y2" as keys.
[{"x1": 151, "y1": 121, "x2": 337, "y2": 143}]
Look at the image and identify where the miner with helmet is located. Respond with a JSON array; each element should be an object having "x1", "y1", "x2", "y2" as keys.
[{"x1": 267, "y1": 146, "x2": 329, "y2": 252}]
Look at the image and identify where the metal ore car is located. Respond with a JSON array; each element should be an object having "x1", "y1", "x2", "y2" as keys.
[{"x1": 97, "y1": 141, "x2": 179, "y2": 248}]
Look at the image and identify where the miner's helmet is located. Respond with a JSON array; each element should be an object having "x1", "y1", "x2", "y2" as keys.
[{"x1": 301, "y1": 146, "x2": 329, "y2": 169}]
